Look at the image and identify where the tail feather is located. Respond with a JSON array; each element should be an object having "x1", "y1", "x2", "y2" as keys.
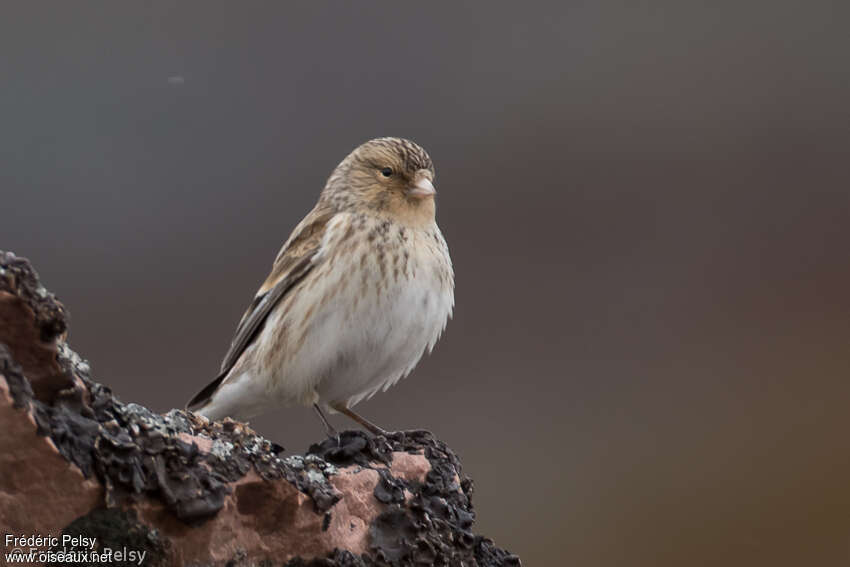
[{"x1": 186, "y1": 370, "x2": 228, "y2": 413}]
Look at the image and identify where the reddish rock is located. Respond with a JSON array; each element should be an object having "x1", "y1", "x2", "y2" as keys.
[
  {"x1": 0, "y1": 375, "x2": 102, "y2": 536},
  {"x1": 0, "y1": 250, "x2": 520, "y2": 566}
]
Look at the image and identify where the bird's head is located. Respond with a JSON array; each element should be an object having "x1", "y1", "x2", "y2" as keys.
[{"x1": 322, "y1": 137, "x2": 438, "y2": 224}]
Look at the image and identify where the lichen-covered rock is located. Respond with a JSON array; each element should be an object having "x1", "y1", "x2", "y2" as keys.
[
  {"x1": 0, "y1": 251, "x2": 520, "y2": 566},
  {"x1": 0, "y1": 354, "x2": 103, "y2": 538}
]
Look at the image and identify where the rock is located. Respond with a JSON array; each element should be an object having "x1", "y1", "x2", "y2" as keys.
[{"x1": 0, "y1": 251, "x2": 521, "y2": 566}]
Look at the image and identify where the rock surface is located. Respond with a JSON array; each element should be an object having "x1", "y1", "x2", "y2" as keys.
[{"x1": 0, "y1": 251, "x2": 520, "y2": 566}]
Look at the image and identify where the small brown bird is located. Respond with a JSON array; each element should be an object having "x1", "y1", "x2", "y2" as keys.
[{"x1": 187, "y1": 138, "x2": 454, "y2": 436}]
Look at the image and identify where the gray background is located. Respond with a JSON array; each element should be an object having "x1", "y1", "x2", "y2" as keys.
[{"x1": 3, "y1": 2, "x2": 849, "y2": 565}]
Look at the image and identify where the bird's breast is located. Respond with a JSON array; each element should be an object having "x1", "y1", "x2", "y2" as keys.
[{"x1": 252, "y1": 215, "x2": 453, "y2": 406}]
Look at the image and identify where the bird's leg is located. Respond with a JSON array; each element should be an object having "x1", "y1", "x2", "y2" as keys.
[
  {"x1": 313, "y1": 403, "x2": 340, "y2": 444},
  {"x1": 330, "y1": 402, "x2": 391, "y2": 437}
]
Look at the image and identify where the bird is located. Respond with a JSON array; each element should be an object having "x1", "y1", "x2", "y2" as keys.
[{"x1": 186, "y1": 137, "x2": 454, "y2": 437}]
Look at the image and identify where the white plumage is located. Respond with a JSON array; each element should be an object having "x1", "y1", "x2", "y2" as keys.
[
  {"x1": 186, "y1": 138, "x2": 454, "y2": 433},
  {"x1": 199, "y1": 212, "x2": 453, "y2": 421}
]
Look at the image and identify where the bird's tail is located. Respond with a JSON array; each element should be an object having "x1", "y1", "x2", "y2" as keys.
[{"x1": 185, "y1": 370, "x2": 228, "y2": 415}]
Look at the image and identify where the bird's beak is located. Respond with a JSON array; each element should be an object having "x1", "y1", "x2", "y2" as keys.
[{"x1": 408, "y1": 176, "x2": 436, "y2": 199}]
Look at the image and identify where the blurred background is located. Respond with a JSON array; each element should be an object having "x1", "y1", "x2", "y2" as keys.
[{"x1": 3, "y1": 2, "x2": 849, "y2": 565}]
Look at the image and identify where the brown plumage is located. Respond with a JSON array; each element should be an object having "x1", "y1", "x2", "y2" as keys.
[{"x1": 187, "y1": 138, "x2": 454, "y2": 436}]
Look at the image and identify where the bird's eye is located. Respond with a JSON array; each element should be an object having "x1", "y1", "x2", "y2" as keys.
[{"x1": 380, "y1": 167, "x2": 393, "y2": 177}]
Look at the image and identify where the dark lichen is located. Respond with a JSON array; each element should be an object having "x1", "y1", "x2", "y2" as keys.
[
  {"x1": 0, "y1": 250, "x2": 67, "y2": 342},
  {"x1": 0, "y1": 343, "x2": 32, "y2": 409},
  {"x1": 54, "y1": 508, "x2": 168, "y2": 567},
  {"x1": 309, "y1": 430, "x2": 520, "y2": 566},
  {"x1": 0, "y1": 252, "x2": 340, "y2": 522},
  {"x1": 1, "y1": 251, "x2": 520, "y2": 566}
]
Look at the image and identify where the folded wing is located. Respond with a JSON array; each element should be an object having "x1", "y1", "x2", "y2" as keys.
[{"x1": 186, "y1": 206, "x2": 333, "y2": 412}]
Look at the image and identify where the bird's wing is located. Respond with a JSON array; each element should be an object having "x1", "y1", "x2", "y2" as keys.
[{"x1": 186, "y1": 205, "x2": 334, "y2": 411}]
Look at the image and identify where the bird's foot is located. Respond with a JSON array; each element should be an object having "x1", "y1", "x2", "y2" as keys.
[
  {"x1": 364, "y1": 423, "x2": 392, "y2": 438},
  {"x1": 330, "y1": 403, "x2": 394, "y2": 438},
  {"x1": 313, "y1": 403, "x2": 341, "y2": 445}
]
